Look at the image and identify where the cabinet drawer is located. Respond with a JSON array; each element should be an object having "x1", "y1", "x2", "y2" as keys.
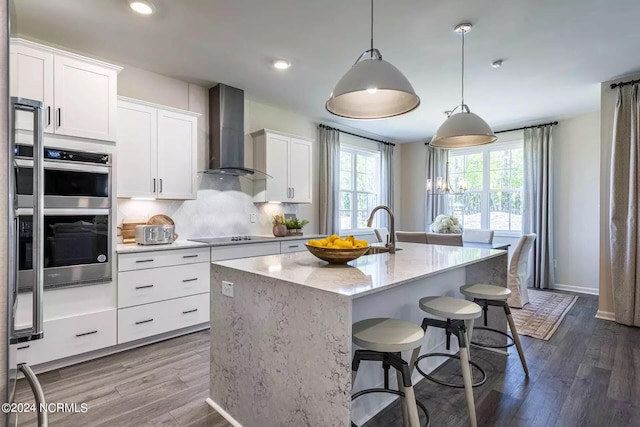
[
  {"x1": 118, "y1": 262, "x2": 210, "y2": 308},
  {"x1": 118, "y1": 247, "x2": 210, "y2": 272},
  {"x1": 118, "y1": 293, "x2": 209, "y2": 344},
  {"x1": 280, "y1": 240, "x2": 307, "y2": 253},
  {"x1": 210, "y1": 242, "x2": 281, "y2": 261},
  {"x1": 20, "y1": 310, "x2": 117, "y2": 366}
]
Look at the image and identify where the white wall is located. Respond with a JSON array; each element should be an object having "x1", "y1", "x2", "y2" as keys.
[
  {"x1": 552, "y1": 111, "x2": 600, "y2": 294},
  {"x1": 398, "y1": 141, "x2": 427, "y2": 231}
]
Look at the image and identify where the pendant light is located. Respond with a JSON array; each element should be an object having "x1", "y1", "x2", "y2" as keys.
[
  {"x1": 430, "y1": 23, "x2": 496, "y2": 148},
  {"x1": 326, "y1": 0, "x2": 420, "y2": 119}
]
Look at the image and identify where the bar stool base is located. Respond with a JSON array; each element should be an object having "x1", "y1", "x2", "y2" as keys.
[
  {"x1": 351, "y1": 388, "x2": 430, "y2": 427},
  {"x1": 415, "y1": 353, "x2": 487, "y2": 388},
  {"x1": 470, "y1": 326, "x2": 515, "y2": 349}
]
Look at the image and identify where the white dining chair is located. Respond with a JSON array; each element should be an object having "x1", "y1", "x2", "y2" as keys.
[
  {"x1": 396, "y1": 231, "x2": 428, "y2": 244},
  {"x1": 426, "y1": 233, "x2": 463, "y2": 246},
  {"x1": 507, "y1": 234, "x2": 536, "y2": 308},
  {"x1": 462, "y1": 229, "x2": 494, "y2": 244}
]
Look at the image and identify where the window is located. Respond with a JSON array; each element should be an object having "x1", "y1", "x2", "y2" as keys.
[
  {"x1": 448, "y1": 142, "x2": 523, "y2": 234},
  {"x1": 339, "y1": 147, "x2": 380, "y2": 232}
]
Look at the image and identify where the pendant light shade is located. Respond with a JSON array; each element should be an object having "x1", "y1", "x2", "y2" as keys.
[
  {"x1": 326, "y1": 0, "x2": 420, "y2": 119},
  {"x1": 430, "y1": 108, "x2": 497, "y2": 148},
  {"x1": 431, "y1": 22, "x2": 496, "y2": 149},
  {"x1": 326, "y1": 55, "x2": 420, "y2": 119}
]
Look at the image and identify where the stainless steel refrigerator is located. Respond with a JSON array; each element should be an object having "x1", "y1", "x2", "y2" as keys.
[{"x1": 7, "y1": 97, "x2": 48, "y2": 426}]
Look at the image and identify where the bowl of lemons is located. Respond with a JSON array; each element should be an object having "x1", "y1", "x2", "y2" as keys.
[{"x1": 305, "y1": 235, "x2": 370, "y2": 264}]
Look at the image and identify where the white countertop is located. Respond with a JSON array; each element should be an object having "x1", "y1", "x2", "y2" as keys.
[
  {"x1": 116, "y1": 234, "x2": 326, "y2": 253},
  {"x1": 212, "y1": 242, "x2": 507, "y2": 299}
]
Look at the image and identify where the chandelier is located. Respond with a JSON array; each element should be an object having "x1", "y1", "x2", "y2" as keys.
[{"x1": 427, "y1": 162, "x2": 467, "y2": 196}]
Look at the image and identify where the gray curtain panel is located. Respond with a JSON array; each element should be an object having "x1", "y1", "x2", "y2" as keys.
[
  {"x1": 318, "y1": 126, "x2": 340, "y2": 235},
  {"x1": 523, "y1": 125, "x2": 555, "y2": 289},
  {"x1": 425, "y1": 145, "x2": 448, "y2": 229},
  {"x1": 379, "y1": 142, "x2": 394, "y2": 229},
  {"x1": 609, "y1": 84, "x2": 640, "y2": 327}
]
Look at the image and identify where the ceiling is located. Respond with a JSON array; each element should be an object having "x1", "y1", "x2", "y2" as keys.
[{"x1": 12, "y1": 0, "x2": 640, "y2": 142}]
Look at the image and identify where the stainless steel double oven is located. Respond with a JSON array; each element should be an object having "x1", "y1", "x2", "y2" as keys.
[{"x1": 13, "y1": 130, "x2": 113, "y2": 291}]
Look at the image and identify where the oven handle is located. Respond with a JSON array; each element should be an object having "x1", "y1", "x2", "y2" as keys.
[
  {"x1": 14, "y1": 158, "x2": 110, "y2": 174},
  {"x1": 15, "y1": 208, "x2": 110, "y2": 216}
]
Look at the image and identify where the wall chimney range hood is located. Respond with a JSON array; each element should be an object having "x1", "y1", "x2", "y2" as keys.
[{"x1": 206, "y1": 84, "x2": 270, "y2": 179}]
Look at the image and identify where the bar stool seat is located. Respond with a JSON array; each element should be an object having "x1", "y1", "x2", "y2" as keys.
[
  {"x1": 412, "y1": 296, "x2": 483, "y2": 427},
  {"x1": 459, "y1": 283, "x2": 529, "y2": 376},
  {"x1": 352, "y1": 318, "x2": 429, "y2": 427}
]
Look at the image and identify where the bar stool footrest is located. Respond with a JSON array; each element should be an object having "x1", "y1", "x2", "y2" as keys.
[
  {"x1": 415, "y1": 353, "x2": 487, "y2": 388},
  {"x1": 470, "y1": 326, "x2": 515, "y2": 349},
  {"x1": 351, "y1": 388, "x2": 430, "y2": 427}
]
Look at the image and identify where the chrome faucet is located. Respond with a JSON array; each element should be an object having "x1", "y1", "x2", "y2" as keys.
[{"x1": 366, "y1": 205, "x2": 395, "y2": 254}]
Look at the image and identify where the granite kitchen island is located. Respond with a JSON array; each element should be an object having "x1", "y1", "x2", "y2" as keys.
[{"x1": 208, "y1": 242, "x2": 508, "y2": 427}]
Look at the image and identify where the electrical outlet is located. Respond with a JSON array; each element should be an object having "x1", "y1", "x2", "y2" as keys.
[
  {"x1": 222, "y1": 281, "x2": 234, "y2": 298},
  {"x1": 250, "y1": 213, "x2": 257, "y2": 223}
]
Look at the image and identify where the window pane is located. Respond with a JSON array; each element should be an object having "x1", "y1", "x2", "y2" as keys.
[
  {"x1": 356, "y1": 211, "x2": 369, "y2": 229},
  {"x1": 340, "y1": 191, "x2": 351, "y2": 210},
  {"x1": 340, "y1": 151, "x2": 352, "y2": 171},
  {"x1": 510, "y1": 191, "x2": 523, "y2": 232},
  {"x1": 490, "y1": 191, "x2": 512, "y2": 230},
  {"x1": 356, "y1": 172, "x2": 367, "y2": 191},
  {"x1": 466, "y1": 153, "x2": 483, "y2": 173},
  {"x1": 490, "y1": 168, "x2": 509, "y2": 189},
  {"x1": 340, "y1": 211, "x2": 352, "y2": 230},
  {"x1": 451, "y1": 192, "x2": 481, "y2": 229},
  {"x1": 339, "y1": 169, "x2": 352, "y2": 190},
  {"x1": 356, "y1": 154, "x2": 367, "y2": 173}
]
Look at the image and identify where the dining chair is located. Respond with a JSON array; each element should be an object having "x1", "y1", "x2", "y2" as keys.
[
  {"x1": 507, "y1": 234, "x2": 536, "y2": 308},
  {"x1": 374, "y1": 227, "x2": 390, "y2": 245},
  {"x1": 462, "y1": 229, "x2": 494, "y2": 244},
  {"x1": 426, "y1": 233, "x2": 463, "y2": 246},
  {"x1": 395, "y1": 231, "x2": 428, "y2": 244}
]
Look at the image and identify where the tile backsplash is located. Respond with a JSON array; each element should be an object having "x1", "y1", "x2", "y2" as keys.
[{"x1": 116, "y1": 174, "x2": 299, "y2": 241}]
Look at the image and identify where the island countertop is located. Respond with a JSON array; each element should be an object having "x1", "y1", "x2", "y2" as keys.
[{"x1": 212, "y1": 242, "x2": 506, "y2": 299}]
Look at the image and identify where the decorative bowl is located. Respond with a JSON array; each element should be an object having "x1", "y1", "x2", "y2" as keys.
[{"x1": 305, "y1": 244, "x2": 369, "y2": 264}]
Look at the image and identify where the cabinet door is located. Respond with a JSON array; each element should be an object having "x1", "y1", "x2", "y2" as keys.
[
  {"x1": 9, "y1": 44, "x2": 54, "y2": 133},
  {"x1": 54, "y1": 55, "x2": 117, "y2": 141},
  {"x1": 289, "y1": 138, "x2": 313, "y2": 203},
  {"x1": 157, "y1": 109, "x2": 197, "y2": 199},
  {"x1": 117, "y1": 101, "x2": 157, "y2": 198},
  {"x1": 265, "y1": 133, "x2": 290, "y2": 202}
]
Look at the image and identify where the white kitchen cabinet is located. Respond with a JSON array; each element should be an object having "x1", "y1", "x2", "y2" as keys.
[
  {"x1": 252, "y1": 129, "x2": 313, "y2": 203},
  {"x1": 10, "y1": 38, "x2": 121, "y2": 141},
  {"x1": 117, "y1": 97, "x2": 199, "y2": 200}
]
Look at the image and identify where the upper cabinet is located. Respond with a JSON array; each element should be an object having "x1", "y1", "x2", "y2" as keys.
[
  {"x1": 10, "y1": 38, "x2": 121, "y2": 142},
  {"x1": 252, "y1": 129, "x2": 313, "y2": 203},
  {"x1": 117, "y1": 97, "x2": 199, "y2": 200}
]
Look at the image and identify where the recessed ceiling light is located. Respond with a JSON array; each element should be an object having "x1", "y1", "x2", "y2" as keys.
[
  {"x1": 272, "y1": 59, "x2": 291, "y2": 70},
  {"x1": 129, "y1": 1, "x2": 155, "y2": 15},
  {"x1": 491, "y1": 59, "x2": 504, "y2": 68}
]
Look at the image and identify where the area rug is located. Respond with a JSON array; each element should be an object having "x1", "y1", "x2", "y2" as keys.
[{"x1": 509, "y1": 289, "x2": 578, "y2": 340}]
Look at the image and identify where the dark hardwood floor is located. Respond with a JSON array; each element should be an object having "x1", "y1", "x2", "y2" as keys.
[{"x1": 15, "y1": 293, "x2": 640, "y2": 426}]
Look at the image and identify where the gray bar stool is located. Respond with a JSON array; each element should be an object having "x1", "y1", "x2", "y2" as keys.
[
  {"x1": 411, "y1": 296, "x2": 484, "y2": 427},
  {"x1": 352, "y1": 318, "x2": 430, "y2": 427},
  {"x1": 459, "y1": 283, "x2": 529, "y2": 376}
]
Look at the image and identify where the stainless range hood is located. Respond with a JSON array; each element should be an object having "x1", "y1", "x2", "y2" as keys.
[{"x1": 205, "y1": 84, "x2": 270, "y2": 179}]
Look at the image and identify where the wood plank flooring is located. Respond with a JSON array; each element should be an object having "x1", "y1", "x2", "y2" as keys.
[{"x1": 15, "y1": 292, "x2": 640, "y2": 426}]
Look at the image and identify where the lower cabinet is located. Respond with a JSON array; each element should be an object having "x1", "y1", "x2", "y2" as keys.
[
  {"x1": 14, "y1": 309, "x2": 117, "y2": 366},
  {"x1": 117, "y1": 293, "x2": 209, "y2": 344}
]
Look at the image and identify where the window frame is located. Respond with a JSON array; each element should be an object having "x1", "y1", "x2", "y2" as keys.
[
  {"x1": 339, "y1": 144, "x2": 381, "y2": 234},
  {"x1": 447, "y1": 140, "x2": 524, "y2": 237}
]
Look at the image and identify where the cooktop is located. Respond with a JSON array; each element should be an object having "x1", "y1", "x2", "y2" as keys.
[{"x1": 188, "y1": 235, "x2": 275, "y2": 244}]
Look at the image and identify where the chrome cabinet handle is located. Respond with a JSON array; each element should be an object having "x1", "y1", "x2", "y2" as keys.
[
  {"x1": 182, "y1": 278, "x2": 198, "y2": 283},
  {"x1": 159, "y1": 178, "x2": 163, "y2": 193},
  {"x1": 135, "y1": 284, "x2": 154, "y2": 290},
  {"x1": 17, "y1": 345, "x2": 30, "y2": 350},
  {"x1": 135, "y1": 259, "x2": 154, "y2": 263},
  {"x1": 47, "y1": 106, "x2": 51, "y2": 126},
  {"x1": 75, "y1": 330, "x2": 98, "y2": 337},
  {"x1": 288, "y1": 245, "x2": 299, "y2": 248},
  {"x1": 183, "y1": 254, "x2": 198, "y2": 259},
  {"x1": 182, "y1": 309, "x2": 198, "y2": 314},
  {"x1": 57, "y1": 108, "x2": 61, "y2": 127},
  {"x1": 135, "y1": 318, "x2": 154, "y2": 325},
  {"x1": 153, "y1": 178, "x2": 156, "y2": 193}
]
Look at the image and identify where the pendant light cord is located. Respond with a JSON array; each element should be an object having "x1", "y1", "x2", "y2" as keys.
[
  {"x1": 370, "y1": 0, "x2": 374, "y2": 58},
  {"x1": 461, "y1": 28, "x2": 465, "y2": 106}
]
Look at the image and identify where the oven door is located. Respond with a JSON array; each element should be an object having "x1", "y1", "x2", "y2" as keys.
[
  {"x1": 17, "y1": 209, "x2": 112, "y2": 291},
  {"x1": 14, "y1": 158, "x2": 111, "y2": 208}
]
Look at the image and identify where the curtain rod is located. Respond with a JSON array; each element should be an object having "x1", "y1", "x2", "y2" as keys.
[
  {"x1": 423, "y1": 121, "x2": 558, "y2": 145},
  {"x1": 318, "y1": 124, "x2": 395, "y2": 146},
  {"x1": 610, "y1": 78, "x2": 640, "y2": 89}
]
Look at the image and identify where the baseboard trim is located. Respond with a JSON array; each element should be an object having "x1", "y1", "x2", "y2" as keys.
[
  {"x1": 552, "y1": 283, "x2": 599, "y2": 296},
  {"x1": 595, "y1": 310, "x2": 616, "y2": 321},
  {"x1": 206, "y1": 398, "x2": 243, "y2": 427}
]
